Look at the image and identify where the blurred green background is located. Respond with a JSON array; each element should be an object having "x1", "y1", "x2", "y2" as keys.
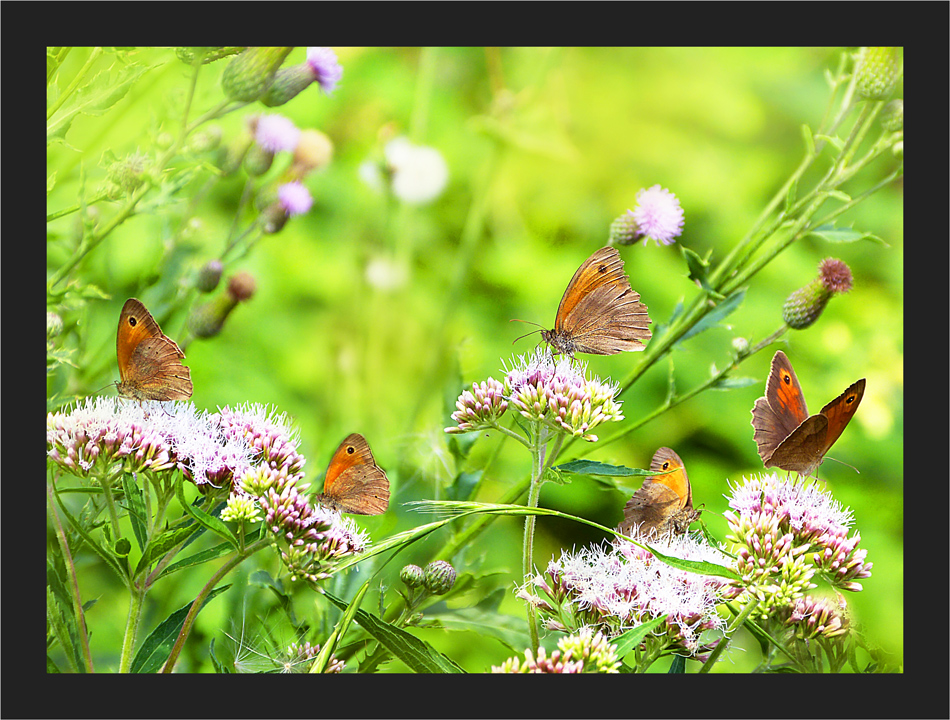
[{"x1": 47, "y1": 47, "x2": 902, "y2": 672}]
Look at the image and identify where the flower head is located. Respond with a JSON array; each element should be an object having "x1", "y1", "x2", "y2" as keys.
[
  {"x1": 254, "y1": 114, "x2": 301, "y2": 154},
  {"x1": 277, "y1": 181, "x2": 313, "y2": 216},
  {"x1": 306, "y1": 47, "x2": 343, "y2": 94},
  {"x1": 491, "y1": 627, "x2": 620, "y2": 673},
  {"x1": 362, "y1": 136, "x2": 449, "y2": 205},
  {"x1": 782, "y1": 258, "x2": 853, "y2": 330},
  {"x1": 503, "y1": 349, "x2": 623, "y2": 441},
  {"x1": 445, "y1": 377, "x2": 508, "y2": 434},
  {"x1": 629, "y1": 185, "x2": 685, "y2": 246},
  {"x1": 527, "y1": 532, "x2": 735, "y2": 658},
  {"x1": 724, "y1": 472, "x2": 872, "y2": 618},
  {"x1": 856, "y1": 47, "x2": 901, "y2": 100}
]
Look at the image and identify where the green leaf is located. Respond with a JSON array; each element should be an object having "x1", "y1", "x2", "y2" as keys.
[
  {"x1": 122, "y1": 473, "x2": 148, "y2": 553},
  {"x1": 668, "y1": 654, "x2": 687, "y2": 673},
  {"x1": 324, "y1": 591, "x2": 466, "y2": 673},
  {"x1": 135, "y1": 523, "x2": 203, "y2": 577},
  {"x1": 129, "y1": 584, "x2": 230, "y2": 673},
  {"x1": 176, "y1": 478, "x2": 239, "y2": 550},
  {"x1": 47, "y1": 62, "x2": 158, "y2": 144},
  {"x1": 800, "y1": 124, "x2": 815, "y2": 156},
  {"x1": 556, "y1": 459, "x2": 654, "y2": 478},
  {"x1": 806, "y1": 223, "x2": 887, "y2": 246},
  {"x1": 679, "y1": 289, "x2": 745, "y2": 343},
  {"x1": 681, "y1": 247, "x2": 725, "y2": 300},
  {"x1": 612, "y1": 615, "x2": 668, "y2": 658},
  {"x1": 710, "y1": 375, "x2": 758, "y2": 391}
]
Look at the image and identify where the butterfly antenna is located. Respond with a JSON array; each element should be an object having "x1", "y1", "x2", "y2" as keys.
[
  {"x1": 509, "y1": 318, "x2": 544, "y2": 345},
  {"x1": 826, "y1": 456, "x2": 860, "y2": 474}
]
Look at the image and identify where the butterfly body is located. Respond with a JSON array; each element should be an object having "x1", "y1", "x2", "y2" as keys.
[
  {"x1": 116, "y1": 299, "x2": 193, "y2": 401},
  {"x1": 314, "y1": 433, "x2": 390, "y2": 515},
  {"x1": 618, "y1": 447, "x2": 700, "y2": 538},
  {"x1": 751, "y1": 351, "x2": 864, "y2": 476},
  {"x1": 541, "y1": 247, "x2": 651, "y2": 357}
]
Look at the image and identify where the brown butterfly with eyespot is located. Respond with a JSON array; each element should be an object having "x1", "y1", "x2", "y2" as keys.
[
  {"x1": 313, "y1": 433, "x2": 390, "y2": 515},
  {"x1": 531, "y1": 246, "x2": 652, "y2": 358},
  {"x1": 115, "y1": 298, "x2": 193, "y2": 402},
  {"x1": 751, "y1": 350, "x2": 865, "y2": 477},
  {"x1": 617, "y1": 447, "x2": 701, "y2": 538}
]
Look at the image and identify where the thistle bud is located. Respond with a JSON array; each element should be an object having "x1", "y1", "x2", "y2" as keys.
[
  {"x1": 47, "y1": 311, "x2": 64, "y2": 340},
  {"x1": 261, "y1": 63, "x2": 317, "y2": 107},
  {"x1": 856, "y1": 47, "x2": 901, "y2": 100},
  {"x1": 400, "y1": 564, "x2": 425, "y2": 589},
  {"x1": 608, "y1": 210, "x2": 640, "y2": 246},
  {"x1": 880, "y1": 99, "x2": 903, "y2": 133},
  {"x1": 221, "y1": 47, "x2": 294, "y2": 102},
  {"x1": 782, "y1": 258, "x2": 853, "y2": 330},
  {"x1": 289, "y1": 130, "x2": 334, "y2": 179},
  {"x1": 196, "y1": 259, "x2": 224, "y2": 293},
  {"x1": 188, "y1": 272, "x2": 255, "y2": 338},
  {"x1": 422, "y1": 560, "x2": 457, "y2": 596}
]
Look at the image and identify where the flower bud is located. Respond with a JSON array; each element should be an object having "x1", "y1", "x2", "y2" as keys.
[
  {"x1": 422, "y1": 560, "x2": 457, "y2": 595},
  {"x1": 47, "y1": 311, "x2": 64, "y2": 339},
  {"x1": 782, "y1": 258, "x2": 853, "y2": 330},
  {"x1": 400, "y1": 564, "x2": 425, "y2": 589},
  {"x1": 227, "y1": 271, "x2": 256, "y2": 302},
  {"x1": 221, "y1": 47, "x2": 294, "y2": 102},
  {"x1": 196, "y1": 259, "x2": 224, "y2": 293},
  {"x1": 608, "y1": 210, "x2": 640, "y2": 246},
  {"x1": 106, "y1": 152, "x2": 150, "y2": 195},
  {"x1": 289, "y1": 130, "x2": 334, "y2": 178},
  {"x1": 856, "y1": 47, "x2": 901, "y2": 100},
  {"x1": 880, "y1": 99, "x2": 903, "y2": 133},
  {"x1": 261, "y1": 63, "x2": 317, "y2": 107}
]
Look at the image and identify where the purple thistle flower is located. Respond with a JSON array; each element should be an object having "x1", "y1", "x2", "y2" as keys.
[
  {"x1": 277, "y1": 181, "x2": 314, "y2": 217},
  {"x1": 254, "y1": 114, "x2": 301, "y2": 153},
  {"x1": 630, "y1": 185, "x2": 685, "y2": 246},
  {"x1": 306, "y1": 47, "x2": 343, "y2": 94}
]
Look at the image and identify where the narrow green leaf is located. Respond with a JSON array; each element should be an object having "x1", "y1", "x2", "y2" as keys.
[
  {"x1": 176, "y1": 478, "x2": 239, "y2": 550},
  {"x1": 612, "y1": 615, "x2": 668, "y2": 657},
  {"x1": 800, "y1": 124, "x2": 815, "y2": 156},
  {"x1": 129, "y1": 584, "x2": 230, "y2": 673},
  {"x1": 324, "y1": 591, "x2": 466, "y2": 673},
  {"x1": 556, "y1": 459, "x2": 654, "y2": 478},
  {"x1": 681, "y1": 247, "x2": 725, "y2": 300},
  {"x1": 668, "y1": 654, "x2": 687, "y2": 673},
  {"x1": 710, "y1": 375, "x2": 758, "y2": 391},
  {"x1": 679, "y1": 289, "x2": 746, "y2": 343},
  {"x1": 51, "y1": 484, "x2": 126, "y2": 581},
  {"x1": 135, "y1": 523, "x2": 203, "y2": 577},
  {"x1": 807, "y1": 223, "x2": 887, "y2": 246},
  {"x1": 122, "y1": 473, "x2": 148, "y2": 553}
]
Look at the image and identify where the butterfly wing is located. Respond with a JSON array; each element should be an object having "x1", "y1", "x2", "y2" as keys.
[
  {"x1": 618, "y1": 447, "x2": 699, "y2": 537},
  {"x1": 618, "y1": 482, "x2": 683, "y2": 537},
  {"x1": 751, "y1": 351, "x2": 810, "y2": 464},
  {"x1": 648, "y1": 447, "x2": 692, "y2": 509},
  {"x1": 546, "y1": 247, "x2": 651, "y2": 356},
  {"x1": 318, "y1": 433, "x2": 390, "y2": 515},
  {"x1": 122, "y1": 338, "x2": 193, "y2": 400},
  {"x1": 816, "y1": 378, "x2": 865, "y2": 454},
  {"x1": 116, "y1": 299, "x2": 192, "y2": 401}
]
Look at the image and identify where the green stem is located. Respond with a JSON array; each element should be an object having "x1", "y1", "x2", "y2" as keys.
[
  {"x1": 698, "y1": 595, "x2": 760, "y2": 673},
  {"x1": 118, "y1": 584, "x2": 146, "y2": 672},
  {"x1": 47, "y1": 481, "x2": 95, "y2": 673},
  {"x1": 522, "y1": 421, "x2": 544, "y2": 653},
  {"x1": 161, "y1": 537, "x2": 270, "y2": 673}
]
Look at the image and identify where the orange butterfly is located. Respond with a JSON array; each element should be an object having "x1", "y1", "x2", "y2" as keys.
[
  {"x1": 540, "y1": 246, "x2": 651, "y2": 358},
  {"x1": 115, "y1": 298, "x2": 193, "y2": 402},
  {"x1": 314, "y1": 434, "x2": 390, "y2": 515},
  {"x1": 617, "y1": 447, "x2": 701, "y2": 538},
  {"x1": 751, "y1": 351, "x2": 865, "y2": 476}
]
